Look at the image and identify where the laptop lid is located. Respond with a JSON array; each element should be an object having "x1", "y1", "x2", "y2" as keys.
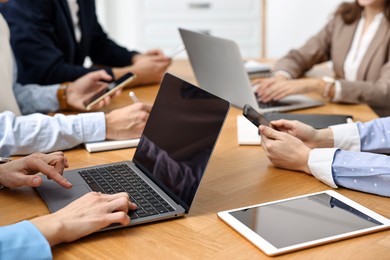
[
  {"x1": 133, "y1": 73, "x2": 230, "y2": 212},
  {"x1": 179, "y1": 28, "x2": 323, "y2": 113}
]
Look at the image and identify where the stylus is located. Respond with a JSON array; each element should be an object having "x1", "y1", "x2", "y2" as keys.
[{"x1": 129, "y1": 91, "x2": 139, "y2": 103}]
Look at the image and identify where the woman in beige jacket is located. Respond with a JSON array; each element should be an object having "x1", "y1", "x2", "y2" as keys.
[{"x1": 256, "y1": 0, "x2": 390, "y2": 116}]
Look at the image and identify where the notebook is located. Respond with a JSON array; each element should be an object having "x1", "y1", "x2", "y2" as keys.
[
  {"x1": 36, "y1": 73, "x2": 230, "y2": 229},
  {"x1": 84, "y1": 138, "x2": 140, "y2": 153},
  {"x1": 244, "y1": 60, "x2": 271, "y2": 79},
  {"x1": 179, "y1": 28, "x2": 324, "y2": 113}
]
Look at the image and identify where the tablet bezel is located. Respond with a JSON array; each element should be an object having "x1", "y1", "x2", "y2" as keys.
[{"x1": 217, "y1": 190, "x2": 390, "y2": 256}]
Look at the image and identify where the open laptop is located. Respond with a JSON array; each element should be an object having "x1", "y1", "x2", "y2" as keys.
[
  {"x1": 179, "y1": 28, "x2": 324, "y2": 113},
  {"x1": 36, "y1": 73, "x2": 230, "y2": 230}
]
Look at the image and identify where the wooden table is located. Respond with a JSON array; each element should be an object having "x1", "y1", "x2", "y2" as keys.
[{"x1": 1, "y1": 60, "x2": 389, "y2": 259}]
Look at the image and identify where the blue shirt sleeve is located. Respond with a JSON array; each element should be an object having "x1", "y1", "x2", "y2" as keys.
[
  {"x1": 357, "y1": 117, "x2": 390, "y2": 154},
  {"x1": 331, "y1": 117, "x2": 390, "y2": 196},
  {"x1": 332, "y1": 149, "x2": 390, "y2": 197},
  {"x1": 0, "y1": 220, "x2": 52, "y2": 260},
  {"x1": 0, "y1": 111, "x2": 106, "y2": 156},
  {"x1": 13, "y1": 82, "x2": 59, "y2": 115}
]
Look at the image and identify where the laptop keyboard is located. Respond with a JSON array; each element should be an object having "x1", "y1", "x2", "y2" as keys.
[
  {"x1": 79, "y1": 164, "x2": 175, "y2": 219},
  {"x1": 257, "y1": 99, "x2": 290, "y2": 108}
]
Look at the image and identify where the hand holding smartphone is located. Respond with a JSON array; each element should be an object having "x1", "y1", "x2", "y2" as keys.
[
  {"x1": 243, "y1": 104, "x2": 270, "y2": 127},
  {"x1": 85, "y1": 72, "x2": 136, "y2": 110}
]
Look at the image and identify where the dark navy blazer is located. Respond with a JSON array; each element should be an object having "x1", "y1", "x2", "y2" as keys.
[{"x1": 0, "y1": 0, "x2": 138, "y2": 84}]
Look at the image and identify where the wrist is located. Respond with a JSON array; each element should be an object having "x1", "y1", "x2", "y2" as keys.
[
  {"x1": 57, "y1": 82, "x2": 70, "y2": 110},
  {"x1": 30, "y1": 214, "x2": 64, "y2": 246},
  {"x1": 105, "y1": 113, "x2": 115, "y2": 140},
  {"x1": 0, "y1": 157, "x2": 12, "y2": 189},
  {"x1": 315, "y1": 128, "x2": 334, "y2": 148},
  {"x1": 321, "y1": 76, "x2": 335, "y2": 100}
]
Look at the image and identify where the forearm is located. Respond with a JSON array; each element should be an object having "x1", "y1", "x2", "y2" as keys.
[
  {"x1": 0, "y1": 221, "x2": 52, "y2": 259},
  {"x1": 357, "y1": 117, "x2": 390, "y2": 153},
  {"x1": 332, "y1": 150, "x2": 390, "y2": 197},
  {"x1": 314, "y1": 128, "x2": 334, "y2": 148},
  {"x1": 30, "y1": 215, "x2": 63, "y2": 247},
  {"x1": 13, "y1": 82, "x2": 59, "y2": 114},
  {"x1": 0, "y1": 111, "x2": 106, "y2": 156}
]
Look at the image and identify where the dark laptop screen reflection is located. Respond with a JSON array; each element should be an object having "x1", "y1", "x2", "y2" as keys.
[{"x1": 134, "y1": 75, "x2": 228, "y2": 211}]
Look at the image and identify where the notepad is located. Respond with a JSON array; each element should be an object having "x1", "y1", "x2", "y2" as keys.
[
  {"x1": 244, "y1": 60, "x2": 271, "y2": 79},
  {"x1": 237, "y1": 115, "x2": 261, "y2": 145},
  {"x1": 84, "y1": 139, "x2": 140, "y2": 153}
]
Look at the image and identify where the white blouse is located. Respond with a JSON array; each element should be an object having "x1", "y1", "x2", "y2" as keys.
[{"x1": 333, "y1": 12, "x2": 384, "y2": 101}]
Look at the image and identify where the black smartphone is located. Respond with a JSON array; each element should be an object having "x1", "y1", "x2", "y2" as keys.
[
  {"x1": 85, "y1": 72, "x2": 136, "y2": 110},
  {"x1": 243, "y1": 104, "x2": 270, "y2": 127}
]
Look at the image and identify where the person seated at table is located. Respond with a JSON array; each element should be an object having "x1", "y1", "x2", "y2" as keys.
[
  {"x1": 0, "y1": 7, "x2": 152, "y2": 157},
  {"x1": 0, "y1": 152, "x2": 137, "y2": 259},
  {"x1": 259, "y1": 117, "x2": 390, "y2": 197},
  {"x1": 255, "y1": 0, "x2": 390, "y2": 116},
  {"x1": 0, "y1": 0, "x2": 171, "y2": 86}
]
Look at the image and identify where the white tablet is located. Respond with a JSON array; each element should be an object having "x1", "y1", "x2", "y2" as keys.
[{"x1": 217, "y1": 190, "x2": 390, "y2": 256}]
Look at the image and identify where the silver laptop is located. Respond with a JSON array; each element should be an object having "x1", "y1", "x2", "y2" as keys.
[
  {"x1": 36, "y1": 73, "x2": 229, "y2": 230},
  {"x1": 179, "y1": 28, "x2": 324, "y2": 113}
]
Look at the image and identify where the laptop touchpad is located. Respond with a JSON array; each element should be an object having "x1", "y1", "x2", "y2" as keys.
[{"x1": 39, "y1": 184, "x2": 91, "y2": 212}]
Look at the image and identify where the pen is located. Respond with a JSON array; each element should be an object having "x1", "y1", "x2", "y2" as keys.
[
  {"x1": 167, "y1": 44, "x2": 185, "y2": 58},
  {"x1": 129, "y1": 91, "x2": 139, "y2": 103}
]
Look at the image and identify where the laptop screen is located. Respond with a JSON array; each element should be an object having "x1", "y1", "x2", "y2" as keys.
[{"x1": 133, "y1": 73, "x2": 229, "y2": 212}]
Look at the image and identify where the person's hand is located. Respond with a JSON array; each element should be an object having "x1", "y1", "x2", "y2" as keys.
[
  {"x1": 255, "y1": 77, "x2": 323, "y2": 103},
  {"x1": 105, "y1": 102, "x2": 153, "y2": 140},
  {"x1": 270, "y1": 119, "x2": 334, "y2": 148},
  {"x1": 132, "y1": 49, "x2": 167, "y2": 63},
  {"x1": 30, "y1": 192, "x2": 138, "y2": 246},
  {"x1": 259, "y1": 125, "x2": 311, "y2": 173},
  {"x1": 0, "y1": 152, "x2": 72, "y2": 189},
  {"x1": 127, "y1": 49, "x2": 171, "y2": 85},
  {"x1": 66, "y1": 70, "x2": 114, "y2": 110}
]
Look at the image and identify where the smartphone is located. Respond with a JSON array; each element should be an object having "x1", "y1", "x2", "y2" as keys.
[
  {"x1": 243, "y1": 104, "x2": 270, "y2": 127},
  {"x1": 85, "y1": 72, "x2": 136, "y2": 110}
]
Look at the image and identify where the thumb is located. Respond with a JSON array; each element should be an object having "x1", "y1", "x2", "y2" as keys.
[
  {"x1": 19, "y1": 175, "x2": 43, "y2": 187},
  {"x1": 259, "y1": 125, "x2": 282, "y2": 141}
]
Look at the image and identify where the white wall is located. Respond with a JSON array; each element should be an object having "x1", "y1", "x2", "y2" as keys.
[
  {"x1": 95, "y1": 0, "x2": 140, "y2": 50},
  {"x1": 96, "y1": 0, "x2": 349, "y2": 59},
  {"x1": 265, "y1": 0, "x2": 345, "y2": 58}
]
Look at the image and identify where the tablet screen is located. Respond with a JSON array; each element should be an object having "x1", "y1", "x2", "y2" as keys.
[{"x1": 228, "y1": 192, "x2": 383, "y2": 249}]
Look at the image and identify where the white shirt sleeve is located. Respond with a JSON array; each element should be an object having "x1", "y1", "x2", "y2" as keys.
[
  {"x1": 329, "y1": 122, "x2": 360, "y2": 151},
  {"x1": 308, "y1": 148, "x2": 339, "y2": 188},
  {"x1": 331, "y1": 80, "x2": 342, "y2": 102},
  {"x1": 0, "y1": 111, "x2": 106, "y2": 156}
]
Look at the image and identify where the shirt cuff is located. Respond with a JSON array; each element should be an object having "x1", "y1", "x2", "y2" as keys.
[
  {"x1": 330, "y1": 123, "x2": 360, "y2": 151},
  {"x1": 308, "y1": 148, "x2": 338, "y2": 188},
  {"x1": 331, "y1": 80, "x2": 342, "y2": 102},
  {"x1": 77, "y1": 112, "x2": 106, "y2": 142},
  {"x1": 270, "y1": 70, "x2": 293, "y2": 79}
]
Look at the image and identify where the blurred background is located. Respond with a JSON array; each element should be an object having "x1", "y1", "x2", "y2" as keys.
[{"x1": 95, "y1": 0, "x2": 348, "y2": 59}]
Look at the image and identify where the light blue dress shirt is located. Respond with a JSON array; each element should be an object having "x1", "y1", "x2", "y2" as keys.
[
  {"x1": 0, "y1": 220, "x2": 52, "y2": 260},
  {"x1": 333, "y1": 118, "x2": 390, "y2": 196},
  {"x1": 11, "y1": 57, "x2": 59, "y2": 115},
  {"x1": 309, "y1": 117, "x2": 390, "y2": 197}
]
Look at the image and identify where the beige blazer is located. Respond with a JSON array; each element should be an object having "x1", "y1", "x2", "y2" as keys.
[{"x1": 274, "y1": 15, "x2": 390, "y2": 117}]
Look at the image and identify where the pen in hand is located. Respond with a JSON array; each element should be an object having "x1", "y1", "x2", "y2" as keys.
[{"x1": 129, "y1": 91, "x2": 139, "y2": 103}]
